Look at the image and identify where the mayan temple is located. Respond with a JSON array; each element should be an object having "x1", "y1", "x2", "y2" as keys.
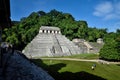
[{"x1": 22, "y1": 26, "x2": 82, "y2": 58}]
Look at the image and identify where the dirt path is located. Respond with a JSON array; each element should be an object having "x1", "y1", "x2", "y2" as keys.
[{"x1": 39, "y1": 58, "x2": 120, "y2": 64}]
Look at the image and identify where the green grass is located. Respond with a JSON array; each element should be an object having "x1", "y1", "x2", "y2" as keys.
[
  {"x1": 62, "y1": 53, "x2": 99, "y2": 59},
  {"x1": 38, "y1": 53, "x2": 99, "y2": 59},
  {"x1": 32, "y1": 59, "x2": 120, "y2": 80}
]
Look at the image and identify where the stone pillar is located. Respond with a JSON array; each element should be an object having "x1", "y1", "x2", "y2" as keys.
[
  {"x1": 44, "y1": 30, "x2": 47, "y2": 33},
  {"x1": 55, "y1": 31, "x2": 58, "y2": 34},
  {"x1": 52, "y1": 30, "x2": 54, "y2": 34},
  {"x1": 39, "y1": 30, "x2": 43, "y2": 33},
  {"x1": 48, "y1": 30, "x2": 50, "y2": 33},
  {"x1": 58, "y1": 31, "x2": 61, "y2": 34}
]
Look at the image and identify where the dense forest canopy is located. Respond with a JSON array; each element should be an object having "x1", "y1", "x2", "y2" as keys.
[{"x1": 2, "y1": 9, "x2": 120, "y2": 61}]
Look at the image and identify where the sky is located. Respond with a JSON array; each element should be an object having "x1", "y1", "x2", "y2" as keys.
[{"x1": 10, "y1": 0, "x2": 120, "y2": 32}]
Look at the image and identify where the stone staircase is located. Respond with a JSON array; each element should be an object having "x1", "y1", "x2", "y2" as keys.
[{"x1": 55, "y1": 34, "x2": 81, "y2": 55}]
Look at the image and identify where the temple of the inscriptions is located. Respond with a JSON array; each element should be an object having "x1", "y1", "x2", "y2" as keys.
[{"x1": 22, "y1": 26, "x2": 83, "y2": 58}]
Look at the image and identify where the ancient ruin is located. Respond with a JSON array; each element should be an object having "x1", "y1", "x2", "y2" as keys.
[
  {"x1": 97, "y1": 38, "x2": 104, "y2": 44},
  {"x1": 73, "y1": 38, "x2": 104, "y2": 53},
  {"x1": 22, "y1": 26, "x2": 83, "y2": 58}
]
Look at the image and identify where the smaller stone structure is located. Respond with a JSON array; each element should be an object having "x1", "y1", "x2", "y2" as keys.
[
  {"x1": 72, "y1": 38, "x2": 104, "y2": 53},
  {"x1": 97, "y1": 38, "x2": 104, "y2": 44}
]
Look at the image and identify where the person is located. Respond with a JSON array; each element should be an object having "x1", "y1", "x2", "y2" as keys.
[
  {"x1": 93, "y1": 64, "x2": 96, "y2": 67},
  {"x1": 91, "y1": 65, "x2": 94, "y2": 70},
  {"x1": 91, "y1": 64, "x2": 96, "y2": 70}
]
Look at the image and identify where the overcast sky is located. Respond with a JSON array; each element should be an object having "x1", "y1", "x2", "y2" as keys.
[{"x1": 10, "y1": 0, "x2": 120, "y2": 32}]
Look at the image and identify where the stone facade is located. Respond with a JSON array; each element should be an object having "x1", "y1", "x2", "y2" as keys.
[
  {"x1": 39, "y1": 26, "x2": 61, "y2": 34},
  {"x1": 22, "y1": 26, "x2": 82, "y2": 58}
]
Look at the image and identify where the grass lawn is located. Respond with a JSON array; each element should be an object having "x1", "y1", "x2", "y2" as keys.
[
  {"x1": 62, "y1": 53, "x2": 99, "y2": 59},
  {"x1": 32, "y1": 59, "x2": 120, "y2": 80},
  {"x1": 40, "y1": 53, "x2": 99, "y2": 59}
]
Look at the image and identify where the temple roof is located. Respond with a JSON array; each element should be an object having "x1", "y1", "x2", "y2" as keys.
[{"x1": 40, "y1": 26, "x2": 60, "y2": 31}]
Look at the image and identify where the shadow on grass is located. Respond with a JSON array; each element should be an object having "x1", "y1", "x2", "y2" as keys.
[
  {"x1": 59, "y1": 71, "x2": 106, "y2": 80},
  {"x1": 117, "y1": 64, "x2": 120, "y2": 66},
  {"x1": 32, "y1": 59, "x2": 106, "y2": 80},
  {"x1": 31, "y1": 59, "x2": 66, "y2": 71}
]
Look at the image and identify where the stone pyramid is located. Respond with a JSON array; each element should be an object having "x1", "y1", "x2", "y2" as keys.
[{"x1": 22, "y1": 26, "x2": 82, "y2": 58}]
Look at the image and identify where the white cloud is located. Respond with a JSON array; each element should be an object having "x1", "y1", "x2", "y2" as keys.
[
  {"x1": 93, "y1": 2, "x2": 113, "y2": 16},
  {"x1": 93, "y1": 1, "x2": 120, "y2": 20},
  {"x1": 104, "y1": 14, "x2": 116, "y2": 20}
]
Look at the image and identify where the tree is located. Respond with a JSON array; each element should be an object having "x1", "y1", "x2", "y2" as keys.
[
  {"x1": 76, "y1": 21, "x2": 88, "y2": 39},
  {"x1": 116, "y1": 29, "x2": 120, "y2": 54},
  {"x1": 99, "y1": 32, "x2": 120, "y2": 61},
  {"x1": 37, "y1": 11, "x2": 46, "y2": 16}
]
